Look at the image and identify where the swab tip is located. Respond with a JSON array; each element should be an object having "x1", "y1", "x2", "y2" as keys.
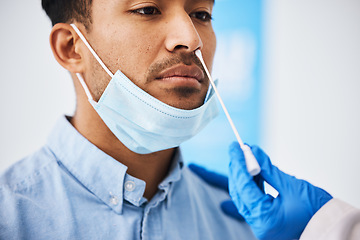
[{"x1": 195, "y1": 49, "x2": 202, "y2": 59}]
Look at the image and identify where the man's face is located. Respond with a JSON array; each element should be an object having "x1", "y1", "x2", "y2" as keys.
[{"x1": 82, "y1": 0, "x2": 216, "y2": 110}]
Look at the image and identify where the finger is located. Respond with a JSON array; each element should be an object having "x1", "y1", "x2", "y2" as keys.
[
  {"x1": 188, "y1": 163, "x2": 228, "y2": 191},
  {"x1": 229, "y1": 143, "x2": 266, "y2": 213},
  {"x1": 220, "y1": 200, "x2": 246, "y2": 221},
  {"x1": 253, "y1": 174, "x2": 265, "y2": 192},
  {"x1": 251, "y1": 145, "x2": 296, "y2": 195},
  {"x1": 228, "y1": 178, "x2": 251, "y2": 218},
  {"x1": 242, "y1": 143, "x2": 265, "y2": 191}
]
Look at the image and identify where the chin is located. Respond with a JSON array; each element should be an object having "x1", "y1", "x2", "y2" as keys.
[
  {"x1": 149, "y1": 86, "x2": 207, "y2": 110},
  {"x1": 166, "y1": 98, "x2": 205, "y2": 110}
]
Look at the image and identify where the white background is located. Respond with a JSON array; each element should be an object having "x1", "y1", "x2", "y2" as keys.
[
  {"x1": 1, "y1": 1, "x2": 359, "y2": 208},
  {"x1": 262, "y1": 1, "x2": 360, "y2": 208}
]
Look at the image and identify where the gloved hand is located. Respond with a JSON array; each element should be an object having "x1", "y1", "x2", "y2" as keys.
[
  {"x1": 188, "y1": 143, "x2": 333, "y2": 240},
  {"x1": 228, "y1": 142, "x2": 333, "y2": 240}
]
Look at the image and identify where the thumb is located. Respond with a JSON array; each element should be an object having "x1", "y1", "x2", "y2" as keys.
[{"x1": 250, "y1": 145, "x2": 295, "y2": 194}]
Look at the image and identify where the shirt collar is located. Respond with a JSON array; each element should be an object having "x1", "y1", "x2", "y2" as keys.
[
  {"x1": 47, "y1": 116, "x2": 127, "y2": 214},
  {"x1": 46, "y1": 116, "x2": 184, "y2": 214},
  {"x1": 158, "y1": 149, "x2": 183, "y2": 209}
]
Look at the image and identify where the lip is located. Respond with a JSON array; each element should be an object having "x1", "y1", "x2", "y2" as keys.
[{"x1": 155, "y1": 65, "x2": 205, "y2": 84}]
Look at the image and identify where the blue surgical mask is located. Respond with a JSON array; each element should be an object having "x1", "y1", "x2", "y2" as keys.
[{"x1": 71, "y1": 24, "x2": 219, "y2": 154}]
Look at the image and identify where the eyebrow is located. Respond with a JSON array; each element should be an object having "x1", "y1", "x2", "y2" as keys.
[
  {"x1": 193, "y1": 0, "x2": 215, "y2": 4},
  {"x1": 123, "y1": 0, "x2": 215, "y2": 7}
]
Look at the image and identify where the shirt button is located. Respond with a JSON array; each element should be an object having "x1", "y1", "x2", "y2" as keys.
[
  {"x1": 110, "y1": 195, "x2": 119, "y2": 205},
  {"x1": 125, "y1": 181, "x2": 136, "y2": 192}
]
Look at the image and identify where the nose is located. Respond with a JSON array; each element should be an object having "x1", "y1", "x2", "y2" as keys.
[{"x1": 164, "y1": 11, "x2": 203, "y2": 53}]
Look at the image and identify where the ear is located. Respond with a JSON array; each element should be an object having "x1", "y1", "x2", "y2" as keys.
[{"x1": 49, "y1": 23, "x2": 85, "y2": 73}]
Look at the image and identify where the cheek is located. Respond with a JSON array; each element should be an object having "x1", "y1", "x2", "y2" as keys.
[
  {"x1": 202, "y1": 30, "x2": 217, "y2": 72},
  {"x1": 107, "y1": 33, "x2": 162, "y2": 83}
]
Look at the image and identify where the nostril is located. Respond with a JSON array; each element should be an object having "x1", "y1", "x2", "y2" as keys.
[{"x1": 174, "y1": 45, "x2": 189, "y2": 50}]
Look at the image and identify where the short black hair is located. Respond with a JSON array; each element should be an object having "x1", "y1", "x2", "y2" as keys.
[{"x1": 42, "y1": 0, "x2": 93, "y2": 30}]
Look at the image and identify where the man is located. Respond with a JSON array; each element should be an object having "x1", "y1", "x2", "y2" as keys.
[
  {"x1": 0, "y1": 0, "x2": 256, "y2": 239},
  {"x1": 2, "y1": 1, "x2": 358, "y2": 240}
]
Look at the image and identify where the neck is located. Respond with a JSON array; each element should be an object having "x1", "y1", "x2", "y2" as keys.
[{"x1": 70, "y1": 96, "x2": 175, "y2": 200}]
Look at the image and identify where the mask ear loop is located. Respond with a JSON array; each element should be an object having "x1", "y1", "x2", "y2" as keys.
[
  {"x1": 70, "y1": 24, "x2": 115, "y2": 102},
  {"x1": 70, "y1": 24, "x2": 114, "y2": 78},
  {"x1": 76, "y1": 73, "x2": 94, "y2": 102}
]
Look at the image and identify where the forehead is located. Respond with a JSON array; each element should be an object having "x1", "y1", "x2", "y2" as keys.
[
  {"x1": 95, "y1": 0, "x2": 214, "y2": 7},
  {"x1": 121, "y1": 0, "x2": 215, "y2": 3},
  {"x1": 91, "y1": 0, "x2": 215, "y2": 21}
]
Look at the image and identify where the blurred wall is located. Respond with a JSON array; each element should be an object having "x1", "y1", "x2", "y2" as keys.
[
  {"x1": 0, "y1": 1, "x2": 359, "y2": 210},
  {"x1": 262, "y1": 0, "x2": 360, "y2": 208},
  {"x1": 0, "y1": 1, "x2": 75, "y2": 173}
]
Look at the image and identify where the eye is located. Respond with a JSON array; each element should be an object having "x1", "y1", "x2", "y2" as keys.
[
  {"x1": 131, "y1": 6, "x2": 161, "y2": 15},
  {"x1": 190, "y1": 11, "x2": 213, "y2": 22}
]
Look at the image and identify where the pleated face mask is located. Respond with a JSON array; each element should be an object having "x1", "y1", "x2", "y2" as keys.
[{"x1": 71, "y1": 24, "x2": 218, "y2": 154}]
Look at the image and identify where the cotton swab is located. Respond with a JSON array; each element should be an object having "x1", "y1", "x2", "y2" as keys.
[{"x1": 195, "y1": 50, "x2": 261, "y2": 176}]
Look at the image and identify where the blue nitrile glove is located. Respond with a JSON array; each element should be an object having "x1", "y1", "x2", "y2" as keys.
[{"x1": 229, "y1": 142, "x2": 333, "y2": 240}]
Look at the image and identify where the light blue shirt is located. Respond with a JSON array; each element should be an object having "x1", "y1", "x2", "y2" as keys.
[{"x1": 0, "y1": 116, "x2": 256, "y2": 240}]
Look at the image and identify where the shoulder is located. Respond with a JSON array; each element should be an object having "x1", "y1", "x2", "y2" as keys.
[
  {"x1": 181, "y1": 166, "x2": 230, "y2": 201},
  {"x1": 0, "y1": 146, "x2": 62, "y2": 237},
  {"x1": 180, "y1": 166, "x2": 232, "y2": 216},
  {"x1": 0, "y1": 146, "x2": 57, "y2": 192},
  {"x1": 300, "y1": 199, "x2": 360, "y2": 240},
  {"x1": 174, "y1": 166, "x2": 256, "y2": 239},
  {"x1": 0, "y1": 145, "x2": 63, "y2": 215}
]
